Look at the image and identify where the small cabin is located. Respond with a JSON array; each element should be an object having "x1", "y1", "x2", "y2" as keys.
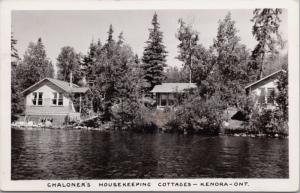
[
  {"x1": 150, "y1": 83, "x2": 197, "y2": 110},
  {"x1": 21, "y1": 78, "x2": 90, "y2": 125},
  {"x1": 245, "y1": 70, "x2": 286, "y2": 109}
]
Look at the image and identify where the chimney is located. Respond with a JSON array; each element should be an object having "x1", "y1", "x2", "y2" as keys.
[{"x1": 69, "y1": 71, "x2": 73, "y2": 88}]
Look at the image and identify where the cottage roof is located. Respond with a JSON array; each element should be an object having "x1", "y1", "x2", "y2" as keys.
[
  {"x1": 22, "y1": 78, "x2": 90, "y2": 95},
  {"x1": 245, "y1": 69, "x2": 286, "y2": 90},
  {"x1": 150, "y1": 83, "x2": 197, "y2": 93}
]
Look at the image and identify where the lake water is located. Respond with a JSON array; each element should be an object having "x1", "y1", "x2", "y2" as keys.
[{"x1": 11, "y1": 128, "x2": 288, "y2": 180}]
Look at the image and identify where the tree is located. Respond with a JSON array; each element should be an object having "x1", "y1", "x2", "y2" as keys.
[
  {"x1": 82, "y1": 40, "x2": 102, "y2": 81},
  {"x1": 56, "y1": 46, "x2": 82, "y2": 85},
  {"x1": 11, "y1": 34, "x2": 23, "y2": 121},
  {"x1": 263, "y1": 53, "x2": 287, "y2": 76},
  {"x1": 164, "y1": 67, "x2": 186, "y2": 83},
  {"x1": 142, "y1": 13, "x2": 168, "y2": 91},
  {"x1": 276, "y1": 63, "x2": 288, "y2": 121},
  {"x1": 17, "y1": 37, "x2": 54, "y2": 91},
  {"x1": 192, "y1": 45, "x2": 216, "y2": 97},
  {"x1": 176, "y1": 19, "x2": 199, "y2": 83},
  {"x1": 251, "y1": 8, "x2": 283, "y2": 80},
  {"x1": 212, "y1": 12, "x2": 249, "y2": 107}
]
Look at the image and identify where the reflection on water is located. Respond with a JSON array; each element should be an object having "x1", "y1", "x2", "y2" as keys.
[{"x1": 11, "y1": 129, "x2": 288, "y2": 180}]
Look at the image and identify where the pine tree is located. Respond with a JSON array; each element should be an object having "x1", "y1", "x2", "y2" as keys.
[
  {"x1": 251, "y1": 8, "x2": 282, "y2": 80},
  {"x1": 17, "y1": 37, "x2": 54, "y2": 91},
  {"x1": 11, "y1": 34, "x2": 23, "y2": 121},
  {"x1": 56, "y1": 46, "x2": 82, "y2": 84},
  {"x1": 82, "y1": 40, "x2": 97, "y2": 80},
  {"x1": 142, "y1": 13, "x2": 168, "y2": 91}
]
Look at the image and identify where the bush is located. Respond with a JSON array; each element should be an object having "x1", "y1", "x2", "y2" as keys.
[
  {"x1": 165, "y1": 94, "x2": 225, "y2": 135},
  {"x1": 249, "y1": 108, "x2": 288, "y2": 135}
]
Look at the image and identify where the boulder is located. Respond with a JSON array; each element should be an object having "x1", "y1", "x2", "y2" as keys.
[{"x1": 45, "y1": 121, "x2": 52, "y2": 127}]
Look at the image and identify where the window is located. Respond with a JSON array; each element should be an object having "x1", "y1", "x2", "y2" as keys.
[
  {"x1": 168, "y1": 94, "x2": 175, "y2": 106},
  {"x1": 161, "y1": 94, "x2": 167, "y2": 106},
  {"x1": 52, "y1": 92, "x2": 63, "y2": 106},
  {"x1": 267, "y1": 88, "x2": 275, "y2": 104},
  {"x1": 258, "y1": 88, "x2": 266, "y2": 104},
  {"x1": 38, "y1": 93, "x2": 43, "y2": 105},
  {"x1": 52, "y1": 93, "x2": 57, "y2": 105},
  {"x1": 32, "y1": 92, "x2": 37, "y2": 105},
  {"x1": 32, "y1": 92, "x2": 43, "y2": 106},
  {"x1": 58, "y1": 93, "x2": 63, "y2": 106}
]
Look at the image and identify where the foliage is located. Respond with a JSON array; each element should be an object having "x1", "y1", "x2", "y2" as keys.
[
  {"x1": 166, "y1": 94, "x2": 225, "y2": 134},
  {"x1": 164, "y1": 66, "x2": 188, "y2": 83},
  {"x1": 249, "y1": 108, "x2": 288, "y2": 135},
  {"x1": 82, "y1": 25, "x2": 143, "y2": 125},
  {"x1": 176, "y1": 19, "x2": 199, "y2": 83},
  {"x1": 17, "y1": 38, "x2": 54, "y2": 91},
  {"x1": 82, "y1": 39, "x2": 102, "y2": 82},
  {"x1": 276, "y1": 64, "x2": 288, "y2": 121},
  {"x1": 212, "y1": 12, "x2": 250, "y2": 107},
  {"x1": 250, "y1": 8, "x2": 283, "y2": 80},
  {"x1": 56, "y1": 46, "x2": 82, "y2": 85},
  {"x1": 11, "y1": 34, "x2": 23, "y2": 121},
  {"x1": 142, "y1": 13, "x2": 168, "y2": 91},
  {"x1": 263, "y1": 53, "x2": 287, "y2": 76}
]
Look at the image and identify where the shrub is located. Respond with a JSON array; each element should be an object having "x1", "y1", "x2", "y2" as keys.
[
  {"x1": 249, "y1": 108, "x2": 288, "y2": 135},
  {"x1": 165, "y1": 94, "x2": 225, "y2": 134}
]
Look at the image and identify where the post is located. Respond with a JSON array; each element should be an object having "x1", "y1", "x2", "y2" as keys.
[
  {"x1": 189, "y1": 67, "x2": 192, "y2": 83},
  {"x1": 69, "y1": 71, "x2": 73, "y2": 88},
  {"x1": 79, "y1": 94, "x2": 82, "y2": 113}
]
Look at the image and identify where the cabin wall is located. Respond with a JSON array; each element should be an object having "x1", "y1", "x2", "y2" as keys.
[
  {"x1": 249, "y1": 78, "x2": 279, "y2": 109},
  {"x1": 24, "y1": 84, "x2": 76, "y2": 125},
  {"x1": 156, "y1": 93, "x2": 175, "y2": 110}
]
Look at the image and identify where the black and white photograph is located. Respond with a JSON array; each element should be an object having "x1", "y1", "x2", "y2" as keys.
[{"x1": 0, "y1": 0, "x2": 299, "y2": 191}]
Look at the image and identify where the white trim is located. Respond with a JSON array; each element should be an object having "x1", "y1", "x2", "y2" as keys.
[{"x1": 245, "y1": 70, "x2": 286, "y2": 89}]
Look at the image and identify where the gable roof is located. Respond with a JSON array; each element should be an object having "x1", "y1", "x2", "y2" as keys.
[
  {"x1": 245, "y1": 69, "x2": 286, "y2": 90},
  {"x1": 150, "y1": 83, "x2": 197, "y2": 93},
  {"x1": 22, "y1": 78, "x2": 90, "y2": 95}
]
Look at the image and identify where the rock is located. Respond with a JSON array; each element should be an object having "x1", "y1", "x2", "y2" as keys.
[
  {"x1": 45, "y1": 121, "x2": 52, "y2": 127},
  {"x1": 223, "y1": 121, "x2": 229, "y2": 127},
  {"x1": 27, "y1": 121, "x2": 33, "y2": 127}
]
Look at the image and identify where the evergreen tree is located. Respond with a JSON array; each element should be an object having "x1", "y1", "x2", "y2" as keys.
[
  {"x1": 142, "y1": 13, "x2": 168, "y2": 91},
  {"x1": 17, "y1": 38, "x2": 54, "y2": 91},
  {"x1": 117, "y1": 32, "x2": 124, "y2": 46},
  {"x1": 56, "y1": 46, "x2": 82, "y2": 85},
  {"x1": 11, "y1": 34, "x2": 23, "y2": 121},
  {"x1": 11, "y1": 33, "x2": 19, "y2": 60},
  {"x1": 251, "y1": 8, "x2": 282, "y2": 80},
  {"x1": 82, "y1": 40, "x2": 97, "y2": 81}
]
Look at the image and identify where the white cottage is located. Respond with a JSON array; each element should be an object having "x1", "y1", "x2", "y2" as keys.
[
  {"x1": 21, "y1": 78, "x2": 90, "y2": 125},
  {"x1": 245, "y1": 70, "x2": 286, "y2": 109}
]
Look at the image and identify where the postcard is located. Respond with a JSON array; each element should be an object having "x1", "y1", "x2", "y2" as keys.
[{"x1": 0, "y1": 0, "x2": 299, "y2": 191}]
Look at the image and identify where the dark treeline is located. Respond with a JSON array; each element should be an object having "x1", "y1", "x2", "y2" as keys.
[{"x1": 11, "y1": 9, "x2": 288, "y2": 135}]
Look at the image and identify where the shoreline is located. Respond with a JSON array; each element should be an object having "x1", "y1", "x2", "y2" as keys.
[{"x1": 11, "y1": 125, "x2": 288, "y2": 139}]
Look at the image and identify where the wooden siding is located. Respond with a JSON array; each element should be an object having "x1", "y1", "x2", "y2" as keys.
[
  {"x1": 248, "y1": 77, "x2": 279, "y2": 109},
  {"x1": 24, "y1": 83, "x2": 75, "y2": 116}
]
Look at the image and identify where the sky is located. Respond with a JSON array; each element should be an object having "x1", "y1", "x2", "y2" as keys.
[{"x1": 12, "y1": 10, "x2": 288, "y2": 71}]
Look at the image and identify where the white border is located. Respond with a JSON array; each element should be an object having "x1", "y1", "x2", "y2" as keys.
[{"x1": 0, "y1": 0, "x2": 299, "y2": 191}]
